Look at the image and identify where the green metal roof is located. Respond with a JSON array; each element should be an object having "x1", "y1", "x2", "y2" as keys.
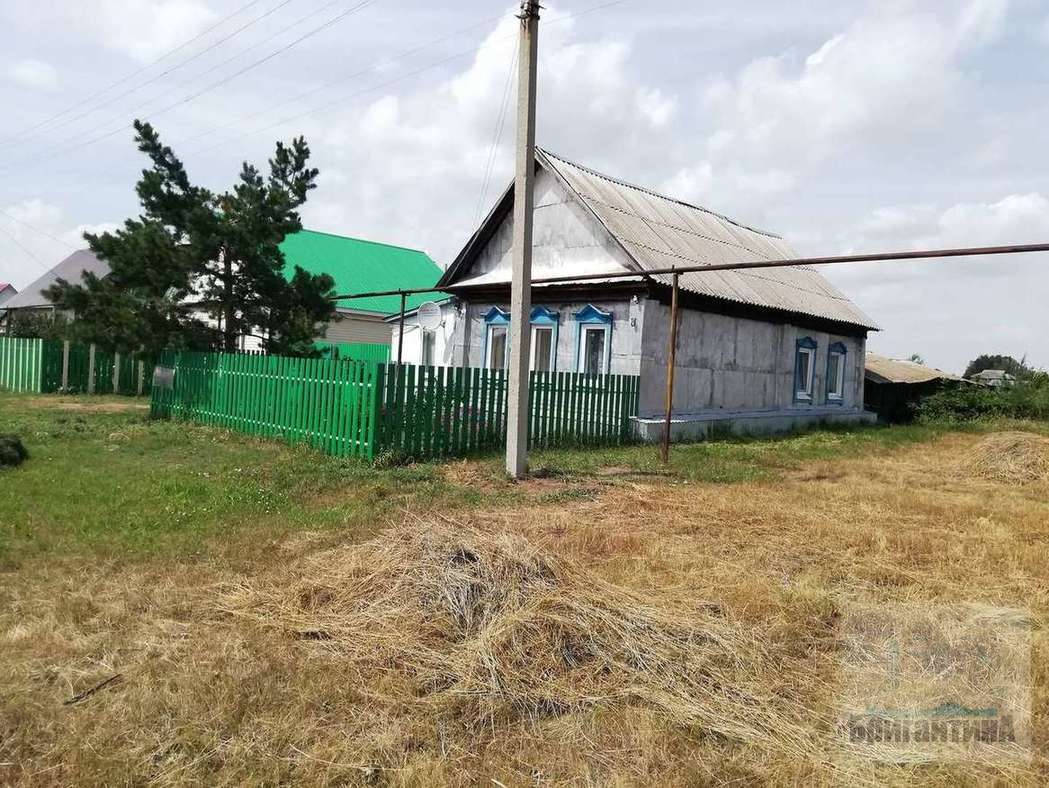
[{"x1": 280, "y1": 229, "x2": 448, "y2": 315}]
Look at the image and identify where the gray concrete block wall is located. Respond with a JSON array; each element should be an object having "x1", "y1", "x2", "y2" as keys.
[{"x1": 638, "y1": 298, "x2": 866, "y2": 418}]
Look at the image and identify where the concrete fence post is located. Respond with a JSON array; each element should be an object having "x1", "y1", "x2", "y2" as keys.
[
  {"x1": 61, "y1": 340, "x2": 70, "y2": 390},
  {"x1": 113, "y1": 352, "x2": 121, "y2": 393},
  {"x1": 87, "y1": 344, "x2": 96, "y2": 395},
  {"x1": 137, "y1": 360, "x2": 145, "y2": 396}
]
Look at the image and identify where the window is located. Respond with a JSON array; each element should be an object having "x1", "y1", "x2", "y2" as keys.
[
  {"x1": 581, "y1": 326, "x2": 607, "y2": 375},
  {"x1": 421, "y1": 330, "x2": 436, "y2": 366},
  {"x1": 529, "y1": 306, "x2": 559, "y2": 372},
  {"x1": 486, "y1": 325, "x2": 507, "y2": 369},
  {"x1": 531, "y1": 326, "x2": 553, "y2": 371},
  {"x1": 795, "y1": 337, "x2": 817, "y2": 401},
  {"x1": 482, "y1": 306, "x2": 511, "y2": 369},
  {"x1": 826, "y1": 342, "x2": 847, "y2": 402},
  {"x1": 573, "y1": 304, "x2": 613, "y2": 375}
]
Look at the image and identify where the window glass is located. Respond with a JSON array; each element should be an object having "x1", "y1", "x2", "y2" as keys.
[
  {"x1": 796, "y1": 348, "x2": 814, "y2": 398},
  {"x1": 487, "y1": 325, "x2": 507, "y2": 369},
  {"x1": 827, "y1": 352, "x2": 843, "y2": 398},
  {"x1": 532, "y1": 326, "x2": 553, "y2": 371},
  {"x1": 582, "y1": 326, "x2": 606, "y2": 375},
  {"x1": 421, "y1": 330, "x2": 436, "y2": 366}
]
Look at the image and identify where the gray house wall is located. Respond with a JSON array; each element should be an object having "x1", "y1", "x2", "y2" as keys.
[{"x1": 638, "y1": 299, "x2": 866, "y2": 418}]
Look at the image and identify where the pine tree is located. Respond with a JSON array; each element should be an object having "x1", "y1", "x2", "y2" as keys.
[{"x1": 48, "y1": 120, "x2": 336, "y2": 355}]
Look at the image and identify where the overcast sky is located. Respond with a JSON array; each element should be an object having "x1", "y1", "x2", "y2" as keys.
[{"x1": 1, "y1": 0, "x2": 1046, "y2": 373}]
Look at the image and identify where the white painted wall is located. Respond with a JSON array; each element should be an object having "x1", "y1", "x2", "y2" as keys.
[{"x1": 391, "y1": 300, "x2": 458, "y2": 365}]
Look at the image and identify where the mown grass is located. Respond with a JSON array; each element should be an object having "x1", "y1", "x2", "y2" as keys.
[{"x1": 2, "y1": 392, "x2": 1049, "y2": 785}]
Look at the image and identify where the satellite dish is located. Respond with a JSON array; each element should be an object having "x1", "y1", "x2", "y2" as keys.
[{"x1": 417, "y1": 301, "x2": 443, "y2": 331}]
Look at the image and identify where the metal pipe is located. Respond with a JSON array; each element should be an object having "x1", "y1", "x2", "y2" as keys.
[
  {"x1": 660, "y1": 270, "x2": 679, "y2": 464},
  {"x1": 396, "y1": 291, "x2": 406, "y2": 365},
  {"x1": 328, "y1": 242, "x2": 1049, "y2": 302}
]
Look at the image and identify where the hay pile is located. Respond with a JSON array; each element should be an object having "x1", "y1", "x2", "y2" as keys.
[
  {"x1": 0, "y1": 434, "x2": 29, "y2": 467},
  {"x1": 223, "y1": 519, "x2": 814, "y2": 751},
  {"x1": 964, "y1": 431, "x2": 1049, "y2": 484}
]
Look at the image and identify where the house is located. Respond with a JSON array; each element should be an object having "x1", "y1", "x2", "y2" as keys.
[
  {"x1": 0, "y1": 283, "x2": 17, "y2": 312},
  {"x1": 968, "y1": 369, "x2": 1015, "y2": 388},
  {"x1": 436, "y1": 148, "x2": 879, "y2": 440},
  {"x1": 280, "y1": 229, "x2": 445, "y2": 348},
  {"x1": 864, "y1": 353, "x2": 968, "y2": 422},
  {"x1": 0, "y1": 249, "x2": 110, "y2": 326}
]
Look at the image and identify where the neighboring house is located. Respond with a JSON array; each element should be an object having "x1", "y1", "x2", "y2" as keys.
[
  {"x1": 0, "y1": 283, "x2": 17, "y2": 313},
  {"x1": 0, "y1": 249, "x2": 110, "y2": 326},
  {"x1": 280, "y1": 229, "x2": 445, "y2": 348},
  {"x1": 436, "y1": 147, "x2": 879, "y2": 439},
  {"x1": 968, "y1": 369, "x2": 1016, "y2": 388},
  {"x1": 864, "y1": 353, "x2": 968, "y2": 423}
]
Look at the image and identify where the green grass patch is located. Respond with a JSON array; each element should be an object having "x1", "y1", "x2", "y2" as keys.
[{"x1": 0, "y1": 393, "x2": 470, "y2": 566}]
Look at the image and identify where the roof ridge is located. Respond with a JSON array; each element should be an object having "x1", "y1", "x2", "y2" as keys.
[
  {"x1": 536, "y1": 147, "x2": 783, "y2": 241},
  {"x1": 294, "y1": 227, "x2": 430, "y2": 257}
]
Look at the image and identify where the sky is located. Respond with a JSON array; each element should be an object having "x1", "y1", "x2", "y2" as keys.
[{"x1": 1, "y1": 0, "x2": 1047, "y2": 374}]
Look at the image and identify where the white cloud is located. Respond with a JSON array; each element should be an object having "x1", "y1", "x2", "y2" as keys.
[
  {"x1": 7, "y1": 59, "x2": 59, "y2": 90},
  {"x1": 822, "y1": 193, "x2": 1049, "y2": 372},
  {"x1": 73, "y1": 0, "x2": 216, "y2": 63},
  {"x1": 662, "y1": 0, "x2": 1008, "y2": 219},
  {"x1": 298, "y1": 10, "x2": 679, "y2": 264}
]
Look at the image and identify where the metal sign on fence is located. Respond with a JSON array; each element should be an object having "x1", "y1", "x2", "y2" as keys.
[{"x1": 152, "y1": 366, "x2": 175, "y2": 390}]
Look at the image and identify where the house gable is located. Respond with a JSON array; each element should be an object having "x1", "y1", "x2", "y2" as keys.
[{"x1": 440, "y1": 163, "x2": 639, "y2": 291}]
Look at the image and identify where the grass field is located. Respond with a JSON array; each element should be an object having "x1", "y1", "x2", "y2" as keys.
[{"x1": 1, "y1": 392, "x2": 1047, "y2": 785}]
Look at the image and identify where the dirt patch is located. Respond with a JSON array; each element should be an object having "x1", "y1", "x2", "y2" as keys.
[{"x1": 21, "y1": 397, "x2": 148, "y2": 414}]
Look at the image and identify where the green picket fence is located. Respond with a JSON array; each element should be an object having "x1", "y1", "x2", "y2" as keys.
[
  {"x1": 375, "y1": 365, "x2": 640, "y2": 460},
  {"x1": 0, "y1": 337, "x2": 45, "y2": 393},
  {"x1": 151, "y1": 350, "x2": 382, "y2": 459},
  {"x1": 1, "y1": 336, "x2": 156, "y2": 396},
  {"x1": 150, "y1": 353, "x2": 641, "y2": 461},
  {"x1": 317, "y1": 341, "x2": 391, "y2": 364}
]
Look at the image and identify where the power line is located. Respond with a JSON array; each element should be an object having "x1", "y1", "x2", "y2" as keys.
[
  {"x1": 0, "y1": 0, "x2": 270, "y2": 147},
  {"x1": 0, "y1": 0, "x2": 382, "y2": 176},
  {"x1": 0, "y1": 209, "x2": 78, "y2": 250},
  {"x1": 474, "y1": 47, "x2": 518, "y2": 225},
  {"x1": 0, "y1": 220, "x2": 51, "y2": 271},
  {"x1": 32, "y1": 0, "x2": 347, "y2": 158}
]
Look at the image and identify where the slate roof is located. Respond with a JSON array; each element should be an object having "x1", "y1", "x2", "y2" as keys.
[
  {"x1": 2, "y1": 249, "x2": 110, "y2": 309},
  {"x1": 864, "y1": 353, "x2": 965, "y2": 385},
  {"x1": 442, "y1": 148, "x2": 878, "y2": 331}
]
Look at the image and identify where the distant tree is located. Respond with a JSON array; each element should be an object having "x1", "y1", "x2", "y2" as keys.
[
  {"x1": 963, "y1": 354, "x2": 1032, "y2": 379},
  {"x1": 908, "y1": 353, "x2": 926, "y2": 365},
  {"x1": 47, "y1": 120, "x2": 336, "y2": 355},
  {"x1": 5, "y1": 311, "x2": 71, "y2": 341}
]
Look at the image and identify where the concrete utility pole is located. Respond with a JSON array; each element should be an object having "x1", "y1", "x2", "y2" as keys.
[{"x1": 505, "y1": 0, "x2": 540, "y2": 479}]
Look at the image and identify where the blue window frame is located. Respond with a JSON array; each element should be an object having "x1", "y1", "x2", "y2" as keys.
[
  {"x1": 530, "y1": 306, "x2": 559, "y2": 372},
  {"x1": 573, "y1": 304, "x2": 613, "y2": 375},
  {"x1": 794, "y1": 336, "x2": 817, "y2": 402},
  {"x1": 826, "y1": 342, "x2": 847, "y2": 404},
  {"x1": 482, "y1": 307, "x2": 510, "y2": 369}
]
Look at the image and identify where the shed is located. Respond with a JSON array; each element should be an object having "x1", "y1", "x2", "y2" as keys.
[{"x1": 864, "y1": 354, "x2": 967, "y2": 422}]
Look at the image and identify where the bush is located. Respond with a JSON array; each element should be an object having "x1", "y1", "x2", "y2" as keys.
[
  {"x1": 0, "y1": 435, "x2": 30, "y2": 467},
  {"x1": 917, "y1": 374, "x2": 1049, "y2": 423}
]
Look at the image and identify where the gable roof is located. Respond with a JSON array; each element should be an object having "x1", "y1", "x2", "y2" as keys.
[
  {"x1": 441, "y1": 148, "x2": 878, "y2": 331},
  {"x1": 281, "y1": 229, "x2": 447, "y2": 315},
  {"x1": 865, "y1": 353, "x2": 965, "y2": 385},
  {"x1": 3, "y1": 249, "x2": 110, "y2": 310}
]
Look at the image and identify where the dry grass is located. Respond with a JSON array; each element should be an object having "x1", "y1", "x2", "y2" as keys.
[
  {"x1": 2, "y1": 430, "x2": 1048, "y2": 785},
  {"x1": 964, "y1": 430, "x2": 1049, "y2": 484}
]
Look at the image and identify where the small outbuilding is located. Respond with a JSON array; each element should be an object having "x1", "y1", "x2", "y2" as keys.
[{"x1": 864, "y1": 354, "x2": 967, "y2": 422}]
